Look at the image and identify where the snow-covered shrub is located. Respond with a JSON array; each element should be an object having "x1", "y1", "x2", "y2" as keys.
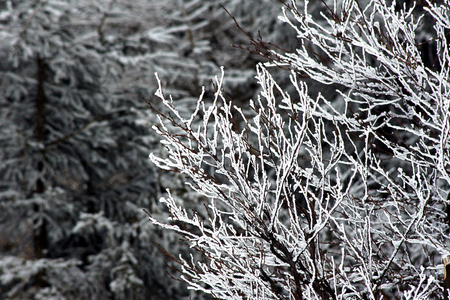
[{"x1": 149, "y1": 0, "x2": 450, "y2": 298}]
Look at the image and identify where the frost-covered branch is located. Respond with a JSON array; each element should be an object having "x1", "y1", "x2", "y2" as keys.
[{"x1": 149, "y1": 0, "x2": 450, "y2": 299}]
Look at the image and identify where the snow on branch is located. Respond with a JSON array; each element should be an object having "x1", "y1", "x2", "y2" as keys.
[{"x1": 148, "y1": 0, "x2": 450, "y2": 298}]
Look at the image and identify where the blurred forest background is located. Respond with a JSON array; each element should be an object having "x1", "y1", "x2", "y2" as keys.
[
  {"x1": 0, "y1": 0, "x2": 445, "y2": 299},
  {"x1": 0, "y1": 0, "x2": 298, "y2": 299}
]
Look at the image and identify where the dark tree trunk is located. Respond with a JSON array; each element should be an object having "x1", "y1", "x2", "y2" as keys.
[
  {"x1": 35, "y1": 55, "x2": 46, "y2": 194},
  {"x1": 35, "y1": 56, "x2": 46, "y2": 142},
  {"x1": 33, "y1": 55, "x2": 48, "y2": 258}
]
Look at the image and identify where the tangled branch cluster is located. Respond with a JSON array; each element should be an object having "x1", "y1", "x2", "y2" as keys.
[{"x1": 148, "y1": 0, "x2": 450, "y2": 298}]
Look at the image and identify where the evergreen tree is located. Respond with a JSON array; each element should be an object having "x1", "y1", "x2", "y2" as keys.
[{"x1": 0, "y1": 0, "x2": 292, "y2": 298}]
